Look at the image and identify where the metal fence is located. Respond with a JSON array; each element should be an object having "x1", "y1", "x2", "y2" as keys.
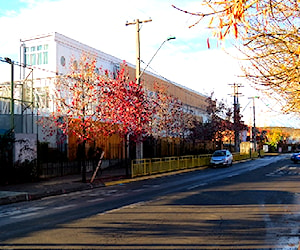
[
  {"x1": 131, "y1": 151, "x2": 264, "y2": 178},
  {"x1": 131, "y1": 154, "x2": 211, "y2": 178}
]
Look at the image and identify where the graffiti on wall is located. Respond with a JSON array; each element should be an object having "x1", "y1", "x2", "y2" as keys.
[{"x1": 15, "y1": 133, "x2": 37, "y2": 163}]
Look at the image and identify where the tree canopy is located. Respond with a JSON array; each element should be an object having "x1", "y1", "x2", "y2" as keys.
[{"x1": 173, "y1": 1, "x2": 300, "y2": 114}]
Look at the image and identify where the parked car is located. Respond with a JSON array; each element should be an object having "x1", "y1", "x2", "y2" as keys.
[
  {"x1": 210, "y1": 150, "x2": 233, "y2": 167},
  {"x1": 291, "y1": 152, "x2": 300, "y2": 163}
]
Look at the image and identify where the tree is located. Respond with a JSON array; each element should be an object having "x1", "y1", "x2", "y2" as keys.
[
  {"x1": 103, "y1": 66, "x2": 152, "y2": 163},
  {"x1": 48, "y1": 55, "x2": 114, "y2": 182},
  {"x1": 40, "y1": 56, "x2": 152, "y2": 182},
  {"x1": 104, "y1": 66, "x2": 152, "y2": 141},
  {"x1": 266, "y1": 127, "x2": 287, "y2": 148},
  {"x1": 205, "y1": 92, "x2": 234, "y2": 149},
  {"x1": 241, "y1": 19, "x2": 300, "y2": 113},
  {"x1": 147, "y1": 82, "x2": 194, "y2": 155},
  {"x1": 173, "y1": 1, "x2": 300, "y2": 114}
]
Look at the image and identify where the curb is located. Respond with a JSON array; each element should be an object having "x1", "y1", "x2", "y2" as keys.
[
  {"x1": 0, "y1": 182, "x2": 105, "y2": 206},
  {"x1": 0, "y1": 192, "x2": 29, "y2": 206}
]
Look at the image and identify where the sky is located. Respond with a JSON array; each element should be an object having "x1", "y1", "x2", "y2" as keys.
[{"x1": 0, "y1": 0, "x2": 299, "y2": 129}]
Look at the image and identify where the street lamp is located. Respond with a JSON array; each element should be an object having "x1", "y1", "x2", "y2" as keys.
[{"x1": 139, "y1": 36, "x2": 176, "y2": 79}]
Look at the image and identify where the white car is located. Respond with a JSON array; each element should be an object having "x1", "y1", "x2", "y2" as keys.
[{"x1": 210, "y1": 150, "x2": 233, "y2": 167}]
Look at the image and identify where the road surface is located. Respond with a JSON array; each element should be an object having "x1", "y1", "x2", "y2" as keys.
[{"x1": 0, "y1": 154, "x2": 299, "y2": 249}]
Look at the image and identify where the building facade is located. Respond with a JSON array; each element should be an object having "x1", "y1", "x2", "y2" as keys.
[
  {"x1": 19, "y1": 32, "x2": 208, "y2": 116},
  {"x1": 1, "y1": 32, "x2": 209, "y2": 160}
]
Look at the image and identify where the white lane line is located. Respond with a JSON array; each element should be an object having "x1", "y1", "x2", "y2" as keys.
[
  {"x1": 187, "y1": 183, "x2": 207, "y2": 190},
  {"x1": 133, "y1": 189, "x2": 145, "y2": 192},
  {"x1": 0, "y1": 207, "x2": 44, "y2": 218},
  {"x1": 54, "y1": 204, "x2": 76, "y2": 210},
  {"x1": 87, "y1": 198, "x2": 104, "y2": 203},
  {"x1": 12, "y1": 212, "x2": 39, "y2": 219}
]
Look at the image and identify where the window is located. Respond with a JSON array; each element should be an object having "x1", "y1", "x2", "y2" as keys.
[
  {"x1": 43, "y1": 51, "x2": 48, "y2": 64},
  {"x1": 25, "y1": 44, "x2": 49, "y2": 66},
  {"x1": 30, "y1": 53, "x2": 36, "y2": 65}
]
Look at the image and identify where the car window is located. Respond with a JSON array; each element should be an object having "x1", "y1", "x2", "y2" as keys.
[{"x1": 213, "y1": 151, "x2": 225, "y2": 156}]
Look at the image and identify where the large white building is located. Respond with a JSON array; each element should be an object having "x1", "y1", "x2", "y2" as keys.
[
  {"x1": 1, "y1": 32, "x2": 209, "y2": 153},
  {"x1": 20, "y1": 32, "x2": 123, "y2": 79}
]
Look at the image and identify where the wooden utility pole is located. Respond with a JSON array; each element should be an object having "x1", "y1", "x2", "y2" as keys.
[
  {"x1": 126, "y1": 18, "x2": 152, "y2": 160},
  {"x1": 248, "y1": 96, "x2": 259, "y2": 152},
  {"x1": 126, "y1": 18, "x2": 152, "y2": 85},
  {"x1": 230, "y1": 83, "x2": 243, "y2": 153}
]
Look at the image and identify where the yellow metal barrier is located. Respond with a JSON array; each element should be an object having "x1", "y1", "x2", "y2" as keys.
[
  {"x1": 131, "y1": 154, "x2": 211, "y2": 178},
  {"x1": 131, "y1": 150, "x2": 265, "y2": 178}
]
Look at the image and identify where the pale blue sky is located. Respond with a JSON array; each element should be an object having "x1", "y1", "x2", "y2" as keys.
[
  {"x1": 0, "y1": 0, "x2": 27, "y2": 14},
  {"x1": 0, "y1": 0, "x2": 299, "y2": 128}
]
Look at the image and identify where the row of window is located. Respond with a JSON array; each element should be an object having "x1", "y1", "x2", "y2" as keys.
[{"x1": 24, "y1": 44, "x2": 49, "y2": 66}]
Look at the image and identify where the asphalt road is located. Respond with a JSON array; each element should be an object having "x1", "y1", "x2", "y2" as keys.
[{"x1": 0, "y1": 154, "x2": 299, "y2": 249}]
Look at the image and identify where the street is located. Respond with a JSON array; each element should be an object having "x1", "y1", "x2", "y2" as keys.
[{"x1": 0, "y1": 154, "x2": 300, "y2": 249}]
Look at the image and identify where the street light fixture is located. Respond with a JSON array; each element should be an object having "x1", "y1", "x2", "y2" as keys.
[{"x1": 139, "y1": 36, "x2": 176, "y2": 79}]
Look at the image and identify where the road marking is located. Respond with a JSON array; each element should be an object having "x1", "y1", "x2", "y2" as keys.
[
  {"x1": 106, "y1": 190, "x2": 118, "y2": 194},
  {"x1": 12, "y1": 212, "x2": 39, "y2": 219},
  {"x1": 133, "y1": 188, "x2": 146, "y2": 192},
  {"x1": 87, "y1": 198, "x2": 104, "y2": 203},
  {"x1": 266, "y1": 165, "x2": 300, "y2": 177},
  {"x1": 187, "y1": 183, "x2": 207, "y2": 190},
  {"x1": 0, "y1": 207, "x2": 44, "y2": 218},
  {"x1": 54, "y1": 204, "x2": 76, "y2": 210}
]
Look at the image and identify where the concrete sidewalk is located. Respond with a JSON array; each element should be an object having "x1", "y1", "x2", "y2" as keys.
[{"x1": 0, "y1": 167, "x2": 128, "y2": 206}]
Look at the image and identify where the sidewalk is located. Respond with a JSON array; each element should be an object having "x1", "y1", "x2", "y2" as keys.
[{"x1": 0, "y1": 167, "x2": 128, "y2": 206}]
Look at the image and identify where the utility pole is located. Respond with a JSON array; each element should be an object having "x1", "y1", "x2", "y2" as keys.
[
  {"x1": 230, "y1": 83, "x2": 243, "y2": 153},
  {"x1": 126, "y1": 18, "x2": 152, "y2": 85},
  {"x1": 248, "y1": 96, "x2": 259, "y2": 152},
  {"x1": 126, "y1": 18, "x2": 152, "y2": 160}
]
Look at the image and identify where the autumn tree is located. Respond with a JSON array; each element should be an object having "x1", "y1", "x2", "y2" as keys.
[
  {"x1": 266, "y1": 127, "x2": 289, "y2": 148},
  {"x1": 41, "y1": 56, "x2": 152, "y2": 182},
  {"x1": 205, "y1": 92, "x2": 234, "y2": 149},
  {"x1": 102, "y1": 66, "x2": 153, "y2": 163},
  {"x1": 173, "y1": 1, "x2": 300, "y2": 114},
  {"x1": 148, "y1": 82, "x2": 197, "y2": 155},
  {"x1": 46, "y1": 55, "x2": 113, "y2": 182}
]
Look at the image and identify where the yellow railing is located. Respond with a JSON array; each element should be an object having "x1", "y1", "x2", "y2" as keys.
[
  {"x1": 131, "y1": 150, "x2": 265, "y2": 178},
  {"x1": 131, "y1": 154, "x2": 211, "y2": 178}
]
